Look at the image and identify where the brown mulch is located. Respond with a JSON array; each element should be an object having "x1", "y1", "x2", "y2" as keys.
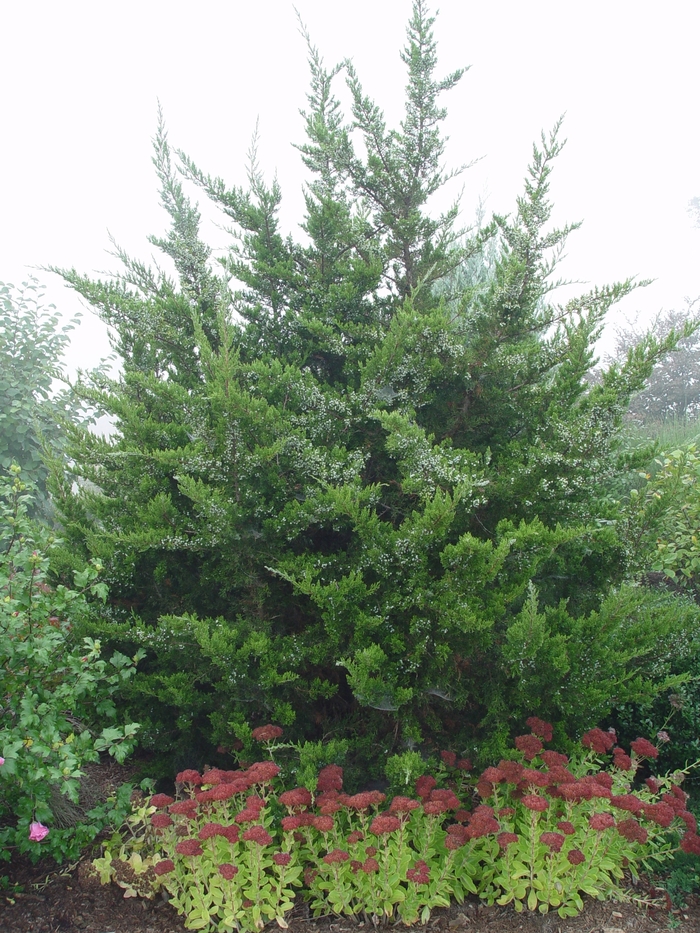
[{"x1": 3, "y1": 854, "x2": 700, "y2": 933}]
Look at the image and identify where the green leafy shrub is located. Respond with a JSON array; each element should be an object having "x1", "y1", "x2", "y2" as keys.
[
  {"x1": 48, "y1": 1, "x2": 698, "y2": 770},
  {"x1": 93, "y1": 721, "x2": 700, "y2": 927},
  {"x1": 0, "y1": 466, "x2": 142, "y2": 863},
  {"x1": 631, "y1": 444, "x2": 700, "y2": 593}
]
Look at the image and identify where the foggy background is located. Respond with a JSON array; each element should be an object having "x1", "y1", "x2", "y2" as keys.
[{"x1": 1, "y1": 0, "x2": 698, "y2": 375}]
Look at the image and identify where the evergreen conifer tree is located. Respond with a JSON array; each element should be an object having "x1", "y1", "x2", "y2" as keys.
[{"x1": 49, "y1": 1, "x2": 697, "y2": 772}]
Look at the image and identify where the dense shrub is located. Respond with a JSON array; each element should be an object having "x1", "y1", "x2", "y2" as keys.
[
  {"x1": 0, "y1": 467, "x2": 141, "y2": 863},
  {"x1": 48, "y1": 1, "x2": 696, "y2": 772}
]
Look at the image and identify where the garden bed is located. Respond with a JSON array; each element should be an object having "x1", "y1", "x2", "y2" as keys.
[{"x1": 3, "y1": 853, "x2": 700, "y2": 933}]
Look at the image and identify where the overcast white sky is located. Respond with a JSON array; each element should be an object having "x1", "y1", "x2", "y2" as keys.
[{"x1": 1, "y1": 0, "x2": 698, "y2": 374}]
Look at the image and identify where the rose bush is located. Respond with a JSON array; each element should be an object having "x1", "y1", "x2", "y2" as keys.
[{"x1": 0, "y1": 467, "x2": 142, "y2": 863}]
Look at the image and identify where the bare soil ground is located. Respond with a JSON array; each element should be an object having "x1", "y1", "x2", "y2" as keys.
[{"x1": 3, "y1": 853, "x2": 699, "y2": 933}]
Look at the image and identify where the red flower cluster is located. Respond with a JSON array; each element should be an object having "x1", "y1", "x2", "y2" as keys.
[
  {"x1": 612, "y1": 747, "x2": 633, "y2": 771},
  {"x1": 272, "y1": 852, "x2": 292, "y2": 866},
  {"x1": 679, "y1": 810, "x2": 697, "y2": 833},
  {"x1": 210, "y1": 783, "x2": 241, "y2": 801},
  {"x1": 497, "y1": 832, "x2": 519, "y2": 849},
  {"x1": 610, "y1": 794, "x2": 643, "y2": 815},
  {"x1": 221, "y1": 824, "x2": 240, "y2": 843},
  {"x1": 540, "y1": 750, "x2": 569, "y2": 768},
  {"x1": 467, "y1": 806, "x2": 500, "y2": 838},
  {"x1": 201, "y1": 767, "x2": 226, "y2": 786},
  {"x1": 557, "y1": 821, "x2": 575, "y2": 836},
  {"x1": 361, "y1": 857, "x2": 380, "y2": 873},
  {"x1": 370, "y1": 815, "x2": 401, "y2": 835},
  {"x1": 154, "y1": 859, "x2": 175, "y2": 876},
  {"x1": 645, "y1": 777, "x2": 660, "y2": 794},
  {"x1": 175, "y1": 839, "x2": 203, "y2": 856},
  {"x1": 175, "y1": 769, "x2": 202, "y2": 785},
  {"x1": 312, "y1": 815, "x2": 334, "y2": 833},
  {"x1": 559, "y1": 780, "x2": 609, "y2": 802},
  {"x1": 445, "y1": 832, "x2": 466, "y2": 850},
  {"x1": 169, "y1": 799, "x2": 198, "y2": 816},
  {"x1": 518, "y1": 768, "x2": 548, "y2": 788},
  {"x1": 390, "y1": 796, "x2": 420, "y2": 814},
  {"x1": 616, "y1": 819, "x2": 648, "y2": 844},
  {"x1": 589, "y1": 813, "x2": 615, "y2": 831},
  {"x1": 440, "y1": 750, "x2": 457, "y2": 768},
  {"x1": 497, "y1": 760, "x2": 524, "y2": 783},
  {"x1": 317, "y1": 765, "x2": 343, "y2": 793},
  {"x1": 242, "y1": 825, "x2": 273, "y2": 846},
  {"x1": 415, "y1": 775, "x2": 437, "y2": 799},
  {"x1": 149, "y1": 793, "x2": 174, "y2": 809},
  {"x1": 521, "y1": 795, "x2": 548, "y2": 812},
  {"x1": 581, "y1": 728, "x2": 615, "y2": 755},
  {"x1": 316, "y1": 792, "x2": 347, "y2": 815},
  {"x1": 347, "y1": 830, "x2": 364, "y2": 843},
  {"x1": 514, "y1": 734, "x2": 543, "y2": 761},
  {"x1": 540, "y1": 832, "x2": 565, "y2": 852},
  {"x1": 423, "y1": 800, "x2": 450, "y2": 815},
  {"x1": 407, "y1": 860, "x2": 430, "y2": 884},
  {"x1": 663, "y1": 784, "x2": 689, "y2": 813},
  {"x1": 251, "y1": 724, "x2": 284, "y2": 742},
  {"x1": 151, "y1": 813, "x2": 173, "y2": 829},
  {"x1": 279, "y1": 787, "x2": 313, "y2": 809},
  {"x1": 457, "y1": 758, "x2": 473, "y2": 771},
  {"x1": 429, "y1": 788, "x2": 460, "y2": 809},
  {"x1": 526, "y1": 717, "x2": 553, "y2": 742},
  {"x1": 630, "y1": 737, "x2": 659, "y2": 760},
  {"x1": 235, "y1": 808, "x2": 261, "y2": 824},
  {"x1": 481, "y1": 766, "x2": 505, "y2": 784},
  {"x1": 219, "y1": 863, "x2": 239, "y2": 880},
  {"x1": 567, "y1": 849, "x2": 585, "y2": 865},
  {"x1": 246, "y1": 761, "x2": 281, "y2": 784},
  {"x1": 681, "y1": 833, "x2": 700, "y2": 855},
  {"x1": 323, "y1": 848, "x2": 349, "y2": 864},
  {"x1": 545, "y1": 765, "x2": 576, "y2": 787},
  {"x1": 198, "y1": 822, "x2": 227, "y2": 840},
  {"x1": 281, "y1": 814, "x2": 313, "y2": 832},
  {"x1": 642, "y1": 803, "x2": 674, "y2": 828},
  {"x1": 346, "y1": 791, "x2": 386, "y2": 810}
]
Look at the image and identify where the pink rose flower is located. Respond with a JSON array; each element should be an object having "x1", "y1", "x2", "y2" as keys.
[{"x1": 29, "y1": 821, "x2": 49, "y2": 842}]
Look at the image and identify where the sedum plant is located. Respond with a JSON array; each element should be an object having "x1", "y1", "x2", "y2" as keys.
[{"x1": 93, "y1": 722, "x2": 700, "y2": 927}]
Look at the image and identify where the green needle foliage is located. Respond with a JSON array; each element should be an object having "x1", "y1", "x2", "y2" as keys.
[{"x1": 48, "y1": 1, "x2": 697, "y2": 774}]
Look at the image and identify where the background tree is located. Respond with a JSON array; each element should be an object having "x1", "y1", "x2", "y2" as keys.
[
  {"x1": 48, "y1": 1, "x2": 697, "y2": 777},
  {"x1": 0, "y1": 279, "x2": 88, "y2": 519},
  {"x1": 610, "y1": 303, "x2": 700, "y2": 425}
]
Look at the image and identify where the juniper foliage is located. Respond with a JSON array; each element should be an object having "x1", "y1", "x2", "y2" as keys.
[{"x1": 49, "y1": 1, "x2": 694, "y2": 771}]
